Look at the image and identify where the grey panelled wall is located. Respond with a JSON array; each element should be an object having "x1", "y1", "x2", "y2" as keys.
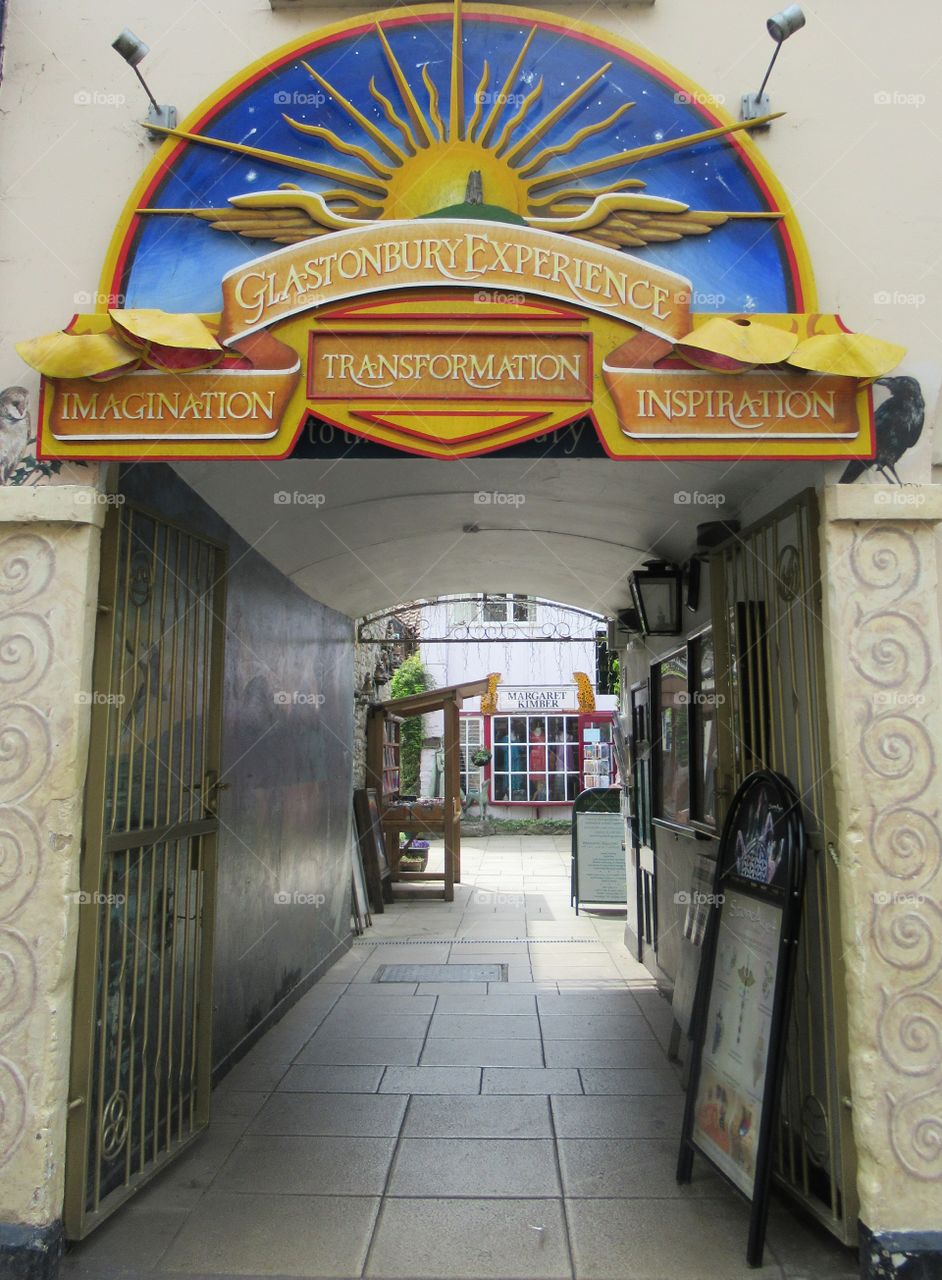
[{"x1": 118, "y1": 465, "x2": 355, "y2": 1072}]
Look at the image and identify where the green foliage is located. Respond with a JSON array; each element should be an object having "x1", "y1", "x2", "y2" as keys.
[
  {"x1": 611, "y1": 656, "x2": 621, "y2": 698},
  {"x1": 389, "y1": 654, "x2": 432, "y2": 794}
]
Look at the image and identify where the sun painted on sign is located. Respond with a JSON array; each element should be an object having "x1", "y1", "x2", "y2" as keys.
[{"x1": 19, "y1": 2, "x2": 903, "y2": 460}]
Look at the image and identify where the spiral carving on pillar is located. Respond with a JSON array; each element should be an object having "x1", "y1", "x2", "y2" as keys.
[
  {"x1": 0, "y1": 530, "x2": 58, "y2": 1169},
  {"x1": 844, "y1": 522, "x2": 942, "y2": 1183}
]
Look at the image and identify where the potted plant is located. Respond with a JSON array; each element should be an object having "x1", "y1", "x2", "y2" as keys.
[{"x1": 399, "y1": 838, "x2": 430, "y2": 873}]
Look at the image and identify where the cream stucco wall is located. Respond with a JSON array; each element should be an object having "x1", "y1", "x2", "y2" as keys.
[{"x1": 0, "y1": 491, "x2": 103, "y2": 1227}]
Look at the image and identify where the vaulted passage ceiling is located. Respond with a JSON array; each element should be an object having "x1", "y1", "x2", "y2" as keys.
[{"x1": 174, "y1": 456, "x2": 791, "y2": 619}]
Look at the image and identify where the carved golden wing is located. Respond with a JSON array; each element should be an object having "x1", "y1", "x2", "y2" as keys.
[
  {"x1": 526, "y1": 192, "x2": 771, "y2": 250},
  {"x1": 137, "y1": 187, "x2": 369, "y2": 245}
]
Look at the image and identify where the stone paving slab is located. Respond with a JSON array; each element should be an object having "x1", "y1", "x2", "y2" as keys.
[
  {"x1": 420, "y1": 1036, "x2": 544, "y2": 1068},
  {"x1": 249, "y1": 1092, "x2": 407, "y2": 1137},
  {"x1": 365, "y1": 1197, "x2": 571, "y2": 1279},
  {"x1": 403, "y1": 1094, "x2": 552, "y2": 1138},
  {"x1": 387, "y1": 1137, "x2": 561, "y2": 1196},
  {"x1": 159, "y1": 1191, "x2": 380, "y2": 1277},
  {"x1": 216, "y1": 1135, "x2": 396, "y2": 1196},
  {"x1": 379, "y1": 1066, "x2": 482, "y2": 1094},
  {"x1": 482, "y1": 1067, "x2": 584, "y2": 1095}
]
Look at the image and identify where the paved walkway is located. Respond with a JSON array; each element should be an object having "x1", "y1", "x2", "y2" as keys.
[{"x1": 63, "y1": 836, "x2": 857, "y2": 1280}]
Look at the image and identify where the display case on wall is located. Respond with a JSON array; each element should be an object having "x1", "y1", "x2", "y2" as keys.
[
  {"x1": 651, "y1": 627, "x2": 720, "y2": 835},
  {"x1": 579, "y1": 712, "x2": 617, "y2": 790}
]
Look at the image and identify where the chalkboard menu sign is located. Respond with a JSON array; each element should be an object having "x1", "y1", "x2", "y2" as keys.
[
  {"x1": 677, "y1": 770, "x2": 806, "y2": 1268},
  {"x1": 571, "y1": 787, "x2": 625, "y2": 913}
]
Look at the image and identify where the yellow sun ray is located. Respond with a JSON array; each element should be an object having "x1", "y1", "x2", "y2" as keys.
[
  {"x1": 140, "y1": 124, "x2": 390, "y2": 195},
  {"x1": 466, "y1": 61, "x2": 490, "y2": 143},
  {"x1": 422, "y1": 64, "x2": 445, "y2": 141},
  {"x1": 282, "y1": 116, "x2": 394, "y2": 179},
  {"x1": 301, "y1": 60, "x2": 408, "y2": 165},
  {"x1": 477, "y1": 26, "x2": 537, "y2": 146},
  {"x1": 528, "y1": 112, "x2": 783, "y2": 190},
  {"x1": 518, "y1": 102, "x2": 635, "y2": 179},
  {"x1": 493, "y1": 78, "x2": 543, "y2": 157},
  {"x1": 369, "y1": 77, "x2": 418, "y2": 154},
  {"x1": 374, "y1": 23, "x2": 434, "y2": 149},
  {"x1": 449, "y1": 0, "x2": 464, "y2": 141},
  {"x1": 526, "y1": 178, "x2": 646, "y2": 209},
  {"x1": 504, "y1": 62, "x2": 613, "y2": 167}
]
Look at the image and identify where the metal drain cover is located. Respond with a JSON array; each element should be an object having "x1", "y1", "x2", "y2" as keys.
[{"x1": 374, "y1": 964, "x2": 508, "y2": 983}]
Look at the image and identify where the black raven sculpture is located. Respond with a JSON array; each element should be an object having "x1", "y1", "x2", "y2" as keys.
[{"x1": 840, "y1": 375, "x2": 925, "y2": 484}]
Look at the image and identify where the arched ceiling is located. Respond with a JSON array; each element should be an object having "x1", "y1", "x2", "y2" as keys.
[{"x1": 174, "y1": 456, "x2": 790, "y2": 619}]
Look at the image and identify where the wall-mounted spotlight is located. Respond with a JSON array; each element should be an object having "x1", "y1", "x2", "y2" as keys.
[
  {"x1": 112, "y1": 29, "x2": 177, "y2": 136},
  {"x1": 741, "y1": 6, "x2": 806, "y2": 125},
  {"x1": 628, "y1": 561, "x2": 684, "y2": 637}
]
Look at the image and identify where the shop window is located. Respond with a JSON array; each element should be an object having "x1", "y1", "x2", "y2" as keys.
[
  {"x1": 459, "y1": 716, "x2": 484, "y2": 799},
  {"x1": 491, "y1": 714, "x2": 579, "y2": 803},
  {"x1": 652, "y1": 627, "x2": 721, "y2": 832}
]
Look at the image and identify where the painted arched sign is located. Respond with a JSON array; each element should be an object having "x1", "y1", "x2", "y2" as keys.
[{"x1": 20, "y1": 3, "x2": 902, "y2": 460}]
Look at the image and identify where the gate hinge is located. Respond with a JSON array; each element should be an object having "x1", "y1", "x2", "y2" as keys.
[
  {"x1": 68, "y1": 1096, "x2": 85, "y2": 1111},
  {"x1": 826, "y1": 842, "x2": 840, "y2": 868}
]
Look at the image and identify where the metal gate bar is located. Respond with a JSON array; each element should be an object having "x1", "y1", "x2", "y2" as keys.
[
  {"x1": 65, "y1": 504, "x2": 226, "y2": 1239},
  {"x1": 711, "y1": 489, "x2": 857, "y2": 1245}
]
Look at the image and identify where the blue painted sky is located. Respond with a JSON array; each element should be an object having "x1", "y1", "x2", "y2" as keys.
[{"x1": 120, "y1": 14, "x2": 796, "y2": 314}]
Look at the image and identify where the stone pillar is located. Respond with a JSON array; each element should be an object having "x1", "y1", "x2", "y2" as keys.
[
  {"x1": 0, "y1": 488, "x2": 103, "y2": 1278},
  {"x1": 819, "y1": 485, "x2": 942, "y2": 1279}
]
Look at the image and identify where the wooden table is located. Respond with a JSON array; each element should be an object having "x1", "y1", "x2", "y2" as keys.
[{"x1": 381, "y1": 815, "x2": 454, "y2": 901}]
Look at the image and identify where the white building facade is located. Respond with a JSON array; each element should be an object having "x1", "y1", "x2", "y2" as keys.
[{"x1": 412, "y1": 594, "x2": 617, "y2": 818}]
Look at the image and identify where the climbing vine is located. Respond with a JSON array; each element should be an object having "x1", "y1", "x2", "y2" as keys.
[{"x1": 389, "y1": 654, "x2": 432, "y2": 795}]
